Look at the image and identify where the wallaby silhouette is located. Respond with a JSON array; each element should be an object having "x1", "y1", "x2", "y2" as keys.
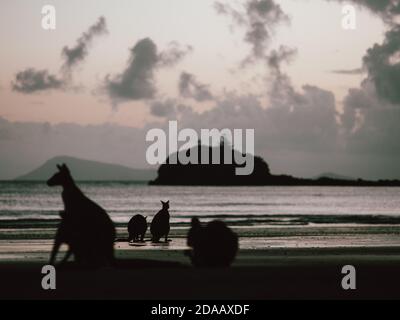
[
  {"x1": 150, "y1": 200, "x2": 170, "y2": 243},
  {"x1": 47, "y1": 164, "x2": 116, "y2": 267},
  {"x1": 186, "y1": 218, "x2": 238, "y2": 267},
  {"x1": 128, "y1": 214, "x2": 147, "y2": 242}
]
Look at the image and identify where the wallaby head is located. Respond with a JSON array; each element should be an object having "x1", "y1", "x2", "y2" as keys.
[
  {"x1": 47, "y1": 164, "x2": 73, "y2": 187},
  {"x1": 161, "y1": 200, "x2": 169, "y2": 210}
]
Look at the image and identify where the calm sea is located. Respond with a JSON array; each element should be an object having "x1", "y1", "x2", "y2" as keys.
[{"x1": 0, "y1": 182, "x2": 400, "y2": 227}]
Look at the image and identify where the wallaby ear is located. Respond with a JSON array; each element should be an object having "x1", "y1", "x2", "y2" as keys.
[
  {"x1": 57, "y1": 164, "x2": 62, "y2": 171},
  {"x1": 62, "y1": 163, "x2": 70, "y2": 172},
  {"x1": 161, "y1": 200, "x2": 165, "y2": 205},
  {"x1": 166, "y1": 200, "x2": 169, "y2": 204}
]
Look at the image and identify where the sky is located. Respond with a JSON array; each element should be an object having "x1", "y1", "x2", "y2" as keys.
[{"x1": 0, "y1": 0, "x2": 399, "y2": 180}]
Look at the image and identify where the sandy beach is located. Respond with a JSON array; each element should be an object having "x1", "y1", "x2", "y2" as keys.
[
  {"x1": 0, "y1": 224, "x2": 400, "y2": 299},
  {"x1": 1, "y1": 247, "x2": 400, "y2": 300}
]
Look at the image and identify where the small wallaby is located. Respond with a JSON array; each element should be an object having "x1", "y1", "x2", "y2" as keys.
[
  {"x1": 128, "y1": 214, "x2": 147, "y2": 242},
  {"x1": 150, "y1": 200, "x2": 170, "y2": 243}
]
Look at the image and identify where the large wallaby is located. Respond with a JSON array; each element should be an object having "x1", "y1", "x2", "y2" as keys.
[
  {"x1": 128, "y1": 214, "x2": 147, "y2": 242},
  {"x1": 47, "y1": 164, "x2": 115, "y2": 267},
  {"x1": 150, "y1": 200, "x2": 170, "y2": 243}
]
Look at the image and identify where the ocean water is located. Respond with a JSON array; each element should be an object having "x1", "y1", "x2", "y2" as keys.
[{"x1": 0, "y1": 182, "x2": 400, "y2": 227}]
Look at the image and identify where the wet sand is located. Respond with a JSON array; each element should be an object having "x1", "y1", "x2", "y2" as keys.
[
  {"x1": 0, "y1": 242, "x2": 400, "y2": 299},
  {"x1": 0, "y1": 225, "x2": 400, "y2": 299},
  {"x1": 0, "y1": 248, "x2": 400, "y2": 299}
]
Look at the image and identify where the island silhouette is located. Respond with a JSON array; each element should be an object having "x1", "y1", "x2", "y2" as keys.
[{"x1": 150, "y1": 140, "x2": 400, "y2": 186}]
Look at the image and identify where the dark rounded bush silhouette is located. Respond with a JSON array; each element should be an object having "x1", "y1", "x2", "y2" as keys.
[
  {"x1": 187, "y1": 217, "x2": 202, "y2": 248},
  {"x1": 186, "y1": 218, "x2": 238, "y2": 267},
  {"x1": 128, "y1": 214, "x2": 148, "y2": 242}
]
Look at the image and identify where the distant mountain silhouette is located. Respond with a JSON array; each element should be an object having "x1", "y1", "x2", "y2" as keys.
[
  {"x1": 150, "y1": 142, "x2": 400, "y2": 186},
  {"x1": 16, "y1": 156, "x2": 156, "y2": 181},
  {"x1": 314, "y1": 173, "x2": 355, "y2": 181}
]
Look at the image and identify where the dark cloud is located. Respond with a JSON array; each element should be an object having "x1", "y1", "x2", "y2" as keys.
[
  {"x1": 174, "y1": 86, "x2": 342, "y2": 177},
  {"x1": 335, "y1": 10, "x2": 400, "y2": 172},
  {"x1": 266, "y1": 46, "x2": 300, "y2": 106},
  {"x1": 362, "y1": 25, "x2": 400, "y2": 105},
  {"x1": 158, "y1": 42, "x2": 193, "y2": 67},
  {"x1": 12, "y1": 69, "x2": 64, "y2": 93},
  {"x1": 330, "y1": 0, "x2": 400, "y2": 103},
  {"x1": 179, "y1": 72, "x2": 214, "y2": 101},
  {"x1": 104, "y1": 38, "x2": 159, "y2": 104},
  {"x1": 336, "y1": 2, "x2": 400, "y2": 156},
  {"x1": 330, "y1": 68, "x2": 363, "y2": 75},
  {"x1": 215, "y1": 0, "x2": 289, "y2": 64},
  {"x1": 61, "y1": 16, "x2": 108, "y2": 72},
  {"x1": 341, "y1": 79, "x2": 400, "y2": 165},
  {"x1": 12, "y1": 17, "x2": 107, "y2": 94},
  {"x1": 104, "y1": 38, "x2": 191, "y2": 106},
  {"x1": 150, "y1": 99, "x2": 178, "y2": 118},
  {"x1": 266, "y1": 45, "x2": 297, "y2": 72}
]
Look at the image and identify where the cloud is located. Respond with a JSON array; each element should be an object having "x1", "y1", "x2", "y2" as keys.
[
  {"x1": 362, "y1": 25, "x2": 400, "y2": 105},
  {"x1": 266, "y1": 45, "x2": 297, "y2": 71},
  {"x1": 61, "y1": 16, "x2": 108, "y2": 72},
  {"x1": 330, "y1": 68, "x2": 363, "y2": 75},
  {"x1": 215, "y1": 0, "x2": 289, "y2": 64},
  {"x1": 211, "y1": 0, "x2": 400, "y2": 178},
  {"x1": 12, "y1": 69, "x2": 64, "y2": 93},
  {"x1": 104, "y1": 38, "x2": 159, "y2": 104},
  {"x1": 104, "y1": 38, "x2": 191, "y2": 106},
  {"x1": 329, "y1": 1, "x2": 400, "y2": 104},
  {"x1": 332, "y1": 1, "x2": 400, "y2": 158},
  {"x1": 315, "y1": 1, "x2": 400, "y2": 170},
  {"x1": 12, "y1": 17, "x2": 107, "y2": 94},
  {"x1": 150, "y1": 99, "x2": 178, "y2": 118},
  {"x1": 173, "y1": 85, "x2": 342, "y2": 177},
  {"x1": 265, "y1": 46, "x2": 300, "y2": 106},
  {"x1": 178, "y1": 72, "x2": 214, "y2": 101},
  {"x1": 158, "y1": 41, "x2": 193, "y2": 67},
  {"x1": 341, "y1": 79, "x2": 400, "y2": 162}
]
